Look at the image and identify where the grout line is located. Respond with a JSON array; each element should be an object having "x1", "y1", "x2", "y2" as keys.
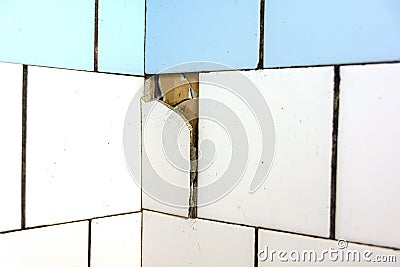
[
  {"x1": 254, "y1": 228, "x2": 259, "y2": 267},
  {"x1": 88, "y1": 220, "x2": 92, "y2": 267},
  {"x1": 94, "y1": 0, "x2": 99, "y2": 72},
  {"x1": 21, "y1": 65, "x2": 28, "y2": 229},
  {"x1": 96, "y1": 70, "x2": 144, "y2": 78},
  {"x1": 145, "y1": 60, "x2": 400, "y2": 76},
  {"x1": 329, "y1": 66, "x2": 341, "y2": 239},
  {"x1": 196, "y1": 216, "x2": 400, "y2": 252},
  {"x1": 143, "y1": 0, "x2": 147, "y2": 76},
  {"x1": 0, "y1": 59, "x2": 397, "y2": 78},
  {"x1": 10, "y1": 63, "x2": 145, "y2": 77},
  {"x1": 140, "y1": 212, "x2": 144, "y2": 267},
  {"x1": 142, "y1": 209, "x2": 400, "y2": 252},
  {"x1": 142, "y1": 208, "x2": 189, "y2": 220},
  {"x1": 0, "y1": 211, "x2": 141, "y2": 235},
  {"x1": 256, "y1": 0, "x2": 265, "y2": 69}
]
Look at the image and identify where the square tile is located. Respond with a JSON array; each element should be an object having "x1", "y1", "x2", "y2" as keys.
[
  {"x1": 0, "y1": 62, "x2": 22, "y2": 232},
  {"x1": 337, "y1": 63, "x2": 400, "y2": 248},
  {"x1": 258, "y1": 229, "x2": 400, "y2": 266},
  {"x1": 198, "y1": 67, "x2": 334, "y2": 237},
  {"x1": 142, "y1": 210, "x2": 254, "y2": 267},
  {"x1": 265, "y1": 0, "x2": 400, "y2": 67},
  {"x1": 0, "y1": 0, "x2": 94, "y2": 70},
  {"x1": 0, "y1": 222, "x2": 88, "y2": 266},
  {"x1": 98, "y1": 0, "x2": 144, "y2": 75},
  {"x1": 145, "y1": 0, "x2": 260, "y2": 73},
  {"x1": 91, "y1": 213, "x2": 141, "y2": 267},
  {"x1": 26, "y1": 67, "x2": 143, "y2": 226}
]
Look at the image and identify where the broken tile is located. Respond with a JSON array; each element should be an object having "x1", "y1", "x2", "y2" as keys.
[
  {"x1": 26, "y1": 67, "x2": 143, "y2": 226},
  {"x1": 258, "y1": 229, "x2": 400, "y2": 266},
  {"x1": 98, "y1": 0, "x2": 144, "y2": 75},
  {"x1": 0, "y1": 222, "x2": 88, "y2": 266},
  {"x1": 337, "y1": 63, "x2": 400, "y2": 248},
  {"x1": 198, "y1": 67, "x2": 334, "y2": 237},
  {"x1": 142, "y1": 210, "x2": 254, "y2": 267},
  {"x1": 0, "y1": 0, "x2": 94, "y2": 70},
  {"x1": 145, "y1": 0, "x2": 260, "y2": 73},
  {"x1": 265, "y1": 0, "x2": 400, "y2": 67},
  {"x1": 91, "y1": 213, "x2": 141, "y2": 267},
  {"x1": 0, "y1": 62, "x2": 22, "y2": 232}
]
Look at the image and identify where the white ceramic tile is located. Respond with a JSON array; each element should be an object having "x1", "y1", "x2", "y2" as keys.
[
  {"x1": 0, "y1": 221, "x2": 88, "y2": 266},
  {"x1": 0, "y1": 62, "x2": 22, "y2": 232},
  {"x1": 258, "y1": 229, "x2": 400, "y2": 266},
  {"x1": 198, "y1": 68, "x2": 334, "y2": 237},
  {"x1": 141, "y1": 100, "x2": 191, "y2": 217},
  {"x1": 337, "y1": 63, "x2": 400, "y2": 248},
  {"x1": 142, "y1": 210, "x2": 254, "y2": 267},
  {"x1": 26, "y1": 67, "x2": 143, "y2": 226},
  {"x1": 91, "y1": 213, "x2": 141, "y2": 267}
]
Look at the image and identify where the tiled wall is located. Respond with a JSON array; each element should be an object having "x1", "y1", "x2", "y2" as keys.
[{"x1": 1, "y1": 0, "x2": 399, "y2": 266}]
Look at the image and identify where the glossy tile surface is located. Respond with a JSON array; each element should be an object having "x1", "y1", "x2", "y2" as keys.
[
  {"x1": 337, "y1": 63, "x2": 400, "y2": 248},
  {"x1": 0, "y1": 0, "x2": 94, "y2": 70},
  {"x1": 265, "y1": 0, "x2": 400, "y2": 67},
  {"x1": 258, "y1": 229, "x2": 400, "y2": 266},
  {"x1": 26, "y1": 67, "x2": 143, "y2": 226},
  {"x1": 141, "y1": 100, "x2": 191, "y2": 217},
  {"x1": 198, "y1": 68, "x2": 334, "y2": 237},
  {"x1": 142, "y1": 211, "x2": 254, "y2": 267},
  {"x1": 145, "y1": 0, "x2": 260, "y2": 73},
  {"x1": 0, "y1": 62, "x2": 22, "y2": 232},
  {"x1": 91, "y1": 213, "x2": 141, "y2": 267},
  {"x1": 0, "y1": 222, "x2": 88, "y2": 266},
  {"x1": 98, "y1": 0, "x2": 144, "y2": 74}
]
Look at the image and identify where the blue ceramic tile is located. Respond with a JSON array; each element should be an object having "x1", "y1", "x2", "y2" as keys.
[
  {"x1": 0, "y1": 0, "x2": 94, "y2": 70},
  {"x1": 98, "y1": 0, "x2": 144, "y2": 75},
  {"x1": 264, "y1": 0, "x2": 400, "y2": 67},
  {"x1": 145, "y1": 0, "x2": 260, "y2": 73}
]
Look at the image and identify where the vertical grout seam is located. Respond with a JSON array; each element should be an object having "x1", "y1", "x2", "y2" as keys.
[
  {"x1": 257, "y1": 0, "x2": 265, "y2": 69},
  {"x1": 140, "y1": 211, "x2": 144, "y2": 267},
  {"x1": 254, "y1": 228, "x2": 259, "y2": 267},
  {"x1": 94, "y1": 0, "x2": 99, "y2": 72},
  {"x1": 21, "y1": 65, "x2": 28, "y2": 229},
  {"x1": 143, "y1": 0, "x2": 147, "y2": 75},
  {"x1": 88, "y1": 219, "x2": 92, "y2": 267},
  {"x1": 330, "y1": 66, "x2": 341, "y2": 239}
]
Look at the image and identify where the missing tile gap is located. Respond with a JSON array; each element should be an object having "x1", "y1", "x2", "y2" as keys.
[{"x1": 144, "y1": 73, "x2": 199, "y2": 218}]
